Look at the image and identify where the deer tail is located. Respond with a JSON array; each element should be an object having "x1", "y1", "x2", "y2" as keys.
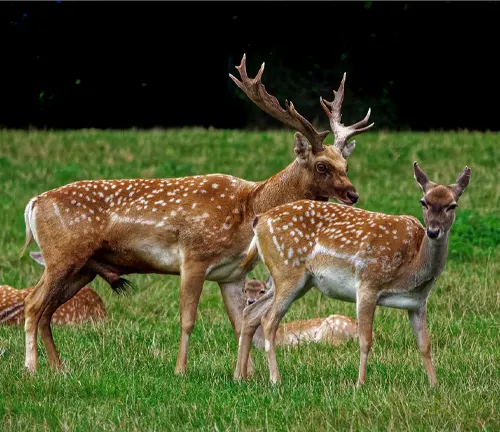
[
  {"x1": 19, "y1": 197, "x2": 38, "y2": 259},
  {"x1": 240, "y1": 235, "x2": 259, "y2": 268}
]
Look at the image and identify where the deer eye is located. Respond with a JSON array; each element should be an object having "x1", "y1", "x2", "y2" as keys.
[
  {"x1": 259, "y1": 290, "x2": 265, "y2": 295},
  {"x1": 346, "y1": 165, "x2": 349, "y2": 173},
  {"x1": 420, "y1": 199, "x2": 428, "y2": 208},
  {"x1": 447, "y1": 203, "x2": 458, "y2": 211},
  {"x1": 316, "y1": 163, "x2": 327, "y2": 173}
]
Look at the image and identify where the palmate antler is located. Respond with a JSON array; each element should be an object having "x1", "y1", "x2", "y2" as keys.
[
  {"x1": 229, "y1": 54, "x2": 329, "y2": 154},
  {"x1": 320, "y1": 73, "x2": 374, "y2": 153},
  {"x1": 230, "y1": 54, "x2": 374, "y2": 156}
]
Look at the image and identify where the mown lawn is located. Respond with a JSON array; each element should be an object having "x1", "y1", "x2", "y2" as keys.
[{"x1": 0, "y1": 128, "x2": 498, "y2": 431}]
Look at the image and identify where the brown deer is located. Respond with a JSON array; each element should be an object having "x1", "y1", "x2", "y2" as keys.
[
  {"x1": 235, "y1": 162, "x2": 471, "y2": 387},
  {"x1": 19, "y1": 54, "x2": 374, "y2": 374},
  {"x1": 244, "y1": 277, "x2": 360, "y2": 347},
  {"x1": 1, "y1": 252, "x2": 107, "y2": 326}
]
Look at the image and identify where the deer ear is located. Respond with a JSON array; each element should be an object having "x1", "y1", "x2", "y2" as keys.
[
  {"x1": 342, "y1": 140, "x2": 356, "y2": 159},
  {"x1": 29, "y1": 251, "x2": 46, "y2": 266},
  {"x1": 413, "y1": 161, "x2": 432, "y2": 192},
  {"x1": 294, "y1": 132, "x2": 311, "y2": 162},
  {"x1": 264, "y1": 275, "x2": 275, "y2": 291},
  {"x1": 451, "y1": 166, "x2": 471, "y2": 198}
]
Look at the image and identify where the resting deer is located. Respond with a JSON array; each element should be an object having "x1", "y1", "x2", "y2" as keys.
[
  {"x1": 235, "y1": 162, "x2": 471, "y2": 387},
  {"x1": 19, "y1": 54, "x2": 374, "y2": 374},
  {"x1": 1, "y1": 252, "x2": 107, "y2": 326},
  {"x1": 244, "y1": 277, "x2": 360, "y2": 347}
]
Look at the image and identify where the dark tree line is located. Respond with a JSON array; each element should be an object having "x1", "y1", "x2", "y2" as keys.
[{"x1": 1, "y1": 2, "x2": 499, "y2": 131}]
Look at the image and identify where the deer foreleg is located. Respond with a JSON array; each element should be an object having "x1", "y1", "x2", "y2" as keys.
[
  {"x1": 233, "y1": 288, "x2": 274, "y2": 380},
  {"x1": 174, "y1": 261, "x2": 208, "y2": 375},
  {"x1": 356, "y1": 289, "x2": 377, "y2": 386},
  {"x1": 408, "y1": 305, "x2": 437, "y2": 388}
]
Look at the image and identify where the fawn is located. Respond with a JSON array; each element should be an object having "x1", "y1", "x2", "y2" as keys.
[
  {"x1": 235, "y1": 162, "x2": 471, "y2": 387},
  {"x1": 244, "y1": 277, "x2": 359, "y2": 347},
  {"x1": 1, "y1": 252, "x2": 107, "y2": 326}
]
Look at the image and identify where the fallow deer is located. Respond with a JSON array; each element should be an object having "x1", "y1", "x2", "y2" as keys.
[
  {"x1": 244, "y1": 277, "x2": 360, "y2": 347},
  {"x1": 235, "y1": 163, "x2": 471, "y2": 387},
  {"x1": 19, "y1": 54, "x2": 374, "y2": 374},
  {"x1": 1, "y1": 252, "x2": 107, "y2": 326}
]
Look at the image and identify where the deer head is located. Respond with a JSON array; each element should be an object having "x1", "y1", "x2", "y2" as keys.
[
  {"x1": 243, "y1": 278, "x2": 267, "y2": 306},
  {"x1": 230, "y1": 54, "x2": 374, "y2": 205},
  {"x1": 414, "y1": 162, "x2": 471, "y2": 240}
]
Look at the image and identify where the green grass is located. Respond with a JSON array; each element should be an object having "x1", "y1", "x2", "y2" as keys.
[{"x1": 0, "y1": 128, "x2": 499, "y2": 431}]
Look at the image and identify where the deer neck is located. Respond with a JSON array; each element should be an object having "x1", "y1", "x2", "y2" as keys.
[
  {"x1": 414, "y1": 230, "x2": 450, "y2": 283},
  {"x1": 250, "y1": 160, "x2": 314, "y2": 216}
]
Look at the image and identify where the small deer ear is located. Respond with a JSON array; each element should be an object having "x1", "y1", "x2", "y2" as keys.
[
  {"x1": 413, "y1": 161, "x2": 432, "y2": 192},
  {"x1": 264, "y1": 275, "x2": 275, "y2": 291},
  {"x1": 342, "y1": 140, "x2": 356, "y2": 159},
  {"x1": 29, "y1": 251, "x2": 46, "y2": 266},
  {"x1": 451, "y1": 166, "x2": 471, "y2": 198},
  {"x1": 294, "y1": 132, "x2": 311, "y2": 162}
]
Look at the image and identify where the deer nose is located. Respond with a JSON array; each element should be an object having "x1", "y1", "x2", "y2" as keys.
[
  {"x1": 247, "y1": 299, "x2": 256, "y2": 305},
  {"x1": 426, "y1": 227, "x2": 440, "y2": 239},
  {"x1": 347, "y1": 191, "x2": 359, "y2": 204}
]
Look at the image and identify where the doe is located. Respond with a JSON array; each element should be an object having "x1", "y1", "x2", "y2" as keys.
[{"x1": 236, "y1": 162, "x2": 471, "y2": 386}]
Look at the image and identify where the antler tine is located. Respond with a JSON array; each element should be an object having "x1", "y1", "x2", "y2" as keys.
[
  {"x1": 229, "y1": 54, "x2": 329, "y2": 154},
  {"x1": 320, "y1": 72, "x2": 375, "y2": 152}
]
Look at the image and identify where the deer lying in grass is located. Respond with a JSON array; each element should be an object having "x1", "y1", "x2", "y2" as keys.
[
  {"x1": 19, "y1": 54, "x2": 374, "y2": 374},
  {"x1": 235, "y1": 162, "x2": 471, "y2": 387},
  {"x1": 244, "y1": 277, "x2": 360, "y2": 347},
  {"x1": 1, "y1": 252, "x2": 106, "y2": 326}
]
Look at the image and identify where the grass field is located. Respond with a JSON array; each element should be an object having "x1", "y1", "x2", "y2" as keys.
[{"x1": 0, "y1": 128, "x2": 499, "y2": 431}]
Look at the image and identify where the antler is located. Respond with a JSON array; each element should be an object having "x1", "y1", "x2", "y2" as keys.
[
  {"x1": 320, "y1": 73, "x2": 374, "y2": 152},
  {"x1": 229, "y1": 54, "x2": 330, "y2": 154}
]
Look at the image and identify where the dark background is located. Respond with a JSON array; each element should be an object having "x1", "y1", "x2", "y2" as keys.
[{"x1": 1, "y1": 1, "x2": 499, "y2": 132}]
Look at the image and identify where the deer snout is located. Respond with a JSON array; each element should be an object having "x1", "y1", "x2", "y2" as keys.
[
  {"x1": 347, "y1": 190, "x2": 359, "y2": 204},
  {"x1": 426, "y1": 226, "x2": 441, "y2": 239},
  {"x1": 247, "y1": 299, "x2": 256, "y2": 306}
]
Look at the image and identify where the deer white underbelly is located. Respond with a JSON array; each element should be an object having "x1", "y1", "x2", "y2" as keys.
[
  {"x1": 205, "y1": 255, "x2": 251, "y2": 282},
  {"x1": 376, "y1": 290, "x2": 427, "y2": 310},
  {"x1": 137, "y1": 243, "x2": 182, "y2": 273},
  {"x1": 312, "y1": 266, "x2": 358, "y2": 303}
]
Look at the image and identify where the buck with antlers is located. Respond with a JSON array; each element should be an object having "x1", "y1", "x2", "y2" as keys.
[
  {"x1": 244, "y1": 277, "x2": 361, "y2": 347},
  {"x1": 235, "y1": 163, "x2": 471, "y2": 387},
  {"x1": 19, "y1": 54, "x2": 374, "y2": 374}
]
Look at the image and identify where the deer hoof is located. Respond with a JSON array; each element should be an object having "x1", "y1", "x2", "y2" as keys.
[{"x1": 174, "y1": 366, "x2": 187, "y2": 376}]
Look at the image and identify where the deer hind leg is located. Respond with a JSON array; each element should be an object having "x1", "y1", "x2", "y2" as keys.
[
  {"x1": 408, "y1": 306, "x2": 437, "y2": 388},
  {"x1": 174, "y1": 261, "x2": 209, "y2": 375},
  {"x1": 23, "y1": 273, "x2": 49, "y2": 373},
  {"x1": 24, "y1": 245, "x2": 94, "y2": 373},
  {"x1": 356, "y1": 289, "x2": 377, "y2": 386},
  {"x1": 261, "y1": 273, "x2": 307, "y2": 384},
  {"x1": 233, "y1": 288, "x2": 274, "y2": 381},
  {"x1": 38, "y1": 269, "x2": 96, "y2": 370}
]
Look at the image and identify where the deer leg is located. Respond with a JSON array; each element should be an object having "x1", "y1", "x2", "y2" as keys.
[
  {"x1": 408, "y1": 306, "x2": 437, "y2": 388},
  {"x1": 38, "y1": 270, "x2": 96, "y2": 370},
  {"x1": 174, "y1": 261, "x2": 208, "y2": 375},
  {"x1": 24, "y1": 245, "x2": 94, "y2": 373},
  {"x1": 233, "y1": 288, "x2": 274, "y2": 381},
  {"x1": 261, "y1": 275, "x2": 305, "y2": 385},
  {"x1": 356, "y1": 289, "x2": 377, "y2": 386},
  {"x1": 23, "y1": 272, "x2": 49, "y2": 373},
  {"x1": 218, "y1": 277, "x2": 256, "y2": 376}
]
